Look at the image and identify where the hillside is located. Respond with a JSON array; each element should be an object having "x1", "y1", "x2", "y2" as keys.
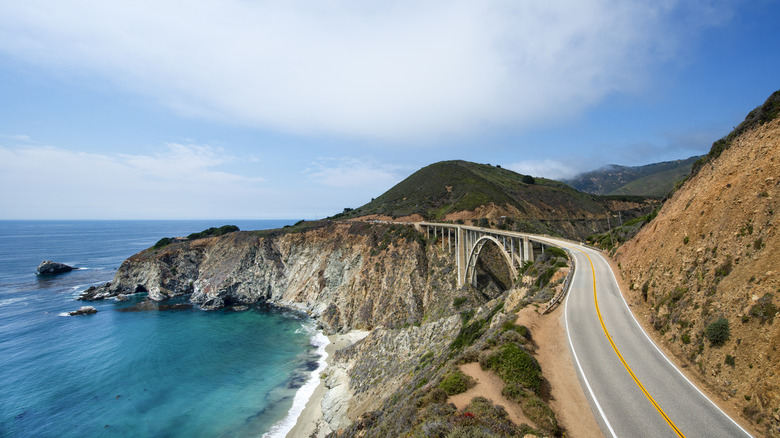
[
  {"x1": 337, "y1": 160, "x2": 656, "y2": 240},
  {"x1": 565, "y1": 156, "x2": 700, "y2": 197},
  {"x1": 615, "y1": 90, "x2": 780, "y2": 436}
]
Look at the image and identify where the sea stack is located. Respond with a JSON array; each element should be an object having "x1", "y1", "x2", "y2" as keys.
[
  {"x1": 69, "y1": 306, "x2": 98, "y2": 316},
  {"x1": 36, "y1": 260, "x2": 75, "y2": 276}
]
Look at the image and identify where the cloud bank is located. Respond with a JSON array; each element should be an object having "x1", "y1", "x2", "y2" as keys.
[
  {"x1": 0, "y1": 0, "x2": 730, "y2": 141},
  {"x1": 0, "y1": 143, "x2": 273, "y2": 219}
]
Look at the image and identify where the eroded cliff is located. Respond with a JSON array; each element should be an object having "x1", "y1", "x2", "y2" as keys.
[
  {"x1": 81, "y1": 222, "x2": 459, "y2": 334},
  {"x1": 616, "y1": 113, "x2": 780, "y2": 435}
]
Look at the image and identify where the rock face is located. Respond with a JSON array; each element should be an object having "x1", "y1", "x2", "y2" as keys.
[
  {"x1": 616, "y1": 116, "x2": 780, "y2": 435},
  {"x1": 69, "y1": 306, "x2": 97, "y2": 316},
  {"x1": 78, "y1": 222, "x2": 460, "y2": 334},
  {"x1": 36, "y1": 261, "x2": 75, "y2": 275}
]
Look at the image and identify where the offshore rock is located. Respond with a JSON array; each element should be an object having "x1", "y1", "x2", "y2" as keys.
[
  {"x1": 36, "y1": 260, "x2": 75, "y2": 276},
  {"x1": 69, "y1": 306, "x2": 97, "y2": 316},
  {"x1": 78, "y1": 283, "x2": 112, "y2": 300}
]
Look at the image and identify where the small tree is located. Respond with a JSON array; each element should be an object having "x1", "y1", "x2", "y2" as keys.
[{"x1": 704, "y1": 317, "x2": 730, "y2": 346}]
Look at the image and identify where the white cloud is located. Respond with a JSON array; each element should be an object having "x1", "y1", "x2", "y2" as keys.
[
  {"x1": 0, "y1": 143, "x2": 272, "y2": 219},
  {"x1": 506, "y1": 160, "x2": 579, "y2": 180},
  {"x1": 0, "y1": 1, "x2": 732, "y2": 142},
  {"x1": 306, "y1": 157, "x2": 403, "y2": 190}
]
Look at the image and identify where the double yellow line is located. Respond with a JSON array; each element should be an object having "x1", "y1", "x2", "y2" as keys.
[{"x1": 577, "y1": 247, "x2": 685, "y2": 438}]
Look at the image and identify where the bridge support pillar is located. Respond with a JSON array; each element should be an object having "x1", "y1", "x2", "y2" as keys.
[
  {"x1": 523, "y1": 238, "x2": 534, "y2": 263},
  {"x1": 456, "y1": 226, "x2": 466, "y2": 287}
]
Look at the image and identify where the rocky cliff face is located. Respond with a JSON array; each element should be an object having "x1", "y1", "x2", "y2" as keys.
[
  {"x1": 616, "y1": 116, "x2": 779, "y2": 435},
  {"x1": 80, "y1": 222, "x2": 459, "y2": 334}
]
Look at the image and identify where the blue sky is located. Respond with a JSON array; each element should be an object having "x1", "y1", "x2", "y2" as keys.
[{"x1": 0, "y1": 0, "x2": 778, "y2": 220}]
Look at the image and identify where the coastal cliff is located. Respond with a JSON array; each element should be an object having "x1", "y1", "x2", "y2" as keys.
[
  {"x1": 81, "y1": 219, "x2": 577, "y2": 437},
  {"x1": 81, "y1": 222, "x2": 459, "y2": 334}
]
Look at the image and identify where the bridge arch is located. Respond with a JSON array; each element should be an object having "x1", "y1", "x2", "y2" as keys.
[{"x1": 464, "y1": 235, "x2": 518, "y2": 287}]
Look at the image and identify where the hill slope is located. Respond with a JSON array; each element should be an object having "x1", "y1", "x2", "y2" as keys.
[
  {"x1": 566, "y1": 156, "x2": 700, "y2": 197},
  {"x1": 337, "y1": 160, "x2": 656, "y2": 240},
  {"x1": 616, "y1": 90, "x2": 780, "y2": 436}
]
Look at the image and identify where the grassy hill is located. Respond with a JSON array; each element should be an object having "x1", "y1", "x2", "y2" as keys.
[
  {"x1": 333, "y1": 160, "x2": 656, "y2": 240},
  {"x1": 565, "y1": 156, "x2": 701, "y2": 197},
  {"x1": 340, "y1": 160, "x2": 609, "y2": 220}
]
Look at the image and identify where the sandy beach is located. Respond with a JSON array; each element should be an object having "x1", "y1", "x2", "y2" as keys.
[{"x1": 286, "y1": 330, "x2": 370, "y2": 438}]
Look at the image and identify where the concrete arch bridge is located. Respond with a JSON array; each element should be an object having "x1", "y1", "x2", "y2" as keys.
[{"x1": 415, "y1": 222, "x2": 555, "y2": 288}]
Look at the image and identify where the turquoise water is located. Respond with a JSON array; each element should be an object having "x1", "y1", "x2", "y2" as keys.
[{"x1": 0, "y1": 220, "x2": 320, "y2": 438}]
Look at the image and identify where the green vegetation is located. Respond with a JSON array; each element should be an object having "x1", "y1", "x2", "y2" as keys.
[
  {"x1": 565, "y1": 156, "x2": 701, "y2": 197},
  {"x1": 704, "y1": 317, "x2": 731, "y2": 346},
  {"x1": 586, "y1": 208, "x2": 659, "y2": 250},
  {"x1": 187, "y1": 225, "x2": 239, "y2": 240},
  {"x1": 453, "y1": 297, "x2": 468, "y2": 309},
  {"x1": 331, "y1": 160, "x2": 613, "y2": 221},
  {"x1": 153, "y1": 237, "x2": 175, "y2": 250},
  {"x1": 438, "y1": 369, "x2": 476, "y2": 395},
  {"x1": 450, "y1": 302, "x2": 503, "y2": 350},
  {"x1": 151, "y1": 225, "x2": 240, "y2": 250},
  {"x1": 481, "y1": 342, "x2": 542, "y2": 394},
  {"x1": 725, "y1": 354, "x2": 736, "y2": 368}
]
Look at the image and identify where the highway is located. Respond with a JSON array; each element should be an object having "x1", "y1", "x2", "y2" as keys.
[{"x1": 536, "y1": 236, "x2": 752, "y2": 438}]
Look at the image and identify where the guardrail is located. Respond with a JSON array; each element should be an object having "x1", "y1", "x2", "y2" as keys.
[{"x1": 542, "y1": 248, "x2": 575, "y2": 314}]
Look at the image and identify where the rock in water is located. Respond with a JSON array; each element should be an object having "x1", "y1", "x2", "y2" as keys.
[
  {"x1": 69, "y1": 306, "x2": 98, "y2": 316},
  {"x1": 36, "y1": 260, "x2": 75, "y2": 276}
]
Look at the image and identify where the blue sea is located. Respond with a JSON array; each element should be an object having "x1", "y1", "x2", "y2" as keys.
[{"x1": 0, "y1": 220, "x2": 326, "y2": 438}]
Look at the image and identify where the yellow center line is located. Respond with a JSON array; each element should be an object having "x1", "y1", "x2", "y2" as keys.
[{"x1": 574, "y1": 246, "x2": 685, "y2": 438}]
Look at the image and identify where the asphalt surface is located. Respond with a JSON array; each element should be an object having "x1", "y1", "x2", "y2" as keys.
[{"x1": 536, "y1": 237, "x2": 752, "y2": 438}]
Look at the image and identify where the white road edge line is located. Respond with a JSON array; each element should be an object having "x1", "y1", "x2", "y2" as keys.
[
  {"x1": 563, "y1": 247, "x2": 618, "y2": 438},
  {"x1": 595, "y1": 247, "x2": 754, "y2": 438}
]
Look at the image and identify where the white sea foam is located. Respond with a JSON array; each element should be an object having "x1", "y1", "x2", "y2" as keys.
[
  {"x1": 262, "y1": 325, "x2": 329, "y2": 438},
  {"x1": 0, "y1": 296, "x2": 29, "y2": 308}
]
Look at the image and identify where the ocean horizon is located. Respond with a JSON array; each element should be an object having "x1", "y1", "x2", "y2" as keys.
[{"x1": 0, "y1": 219, "x2": 324, "y2": 438}]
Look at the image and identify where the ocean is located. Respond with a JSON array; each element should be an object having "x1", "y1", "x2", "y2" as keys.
[{"x1": 0, "y1": 220, "x2": 326, "y2": 438}]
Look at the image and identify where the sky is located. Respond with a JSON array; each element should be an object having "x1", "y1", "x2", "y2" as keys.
[{"x1": 0, "y1": 0, "x2": 778, "y2": 220}]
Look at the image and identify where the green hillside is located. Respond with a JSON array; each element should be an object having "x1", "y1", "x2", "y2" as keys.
[
  {"x1": 565, "y1": 156, "x2": 701, "y2": 197},
  {"x1": 338, "y1": 160, "x2": 631, "y2": 221}
]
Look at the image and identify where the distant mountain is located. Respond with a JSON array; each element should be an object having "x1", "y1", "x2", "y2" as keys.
[{"x1": 564, "y1": 156, "x2": 701, "y2": 197}]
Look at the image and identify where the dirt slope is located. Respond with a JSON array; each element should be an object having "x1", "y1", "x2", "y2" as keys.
[{"x1": 616, "y1": 117, "x2": 780, "y2": 436}]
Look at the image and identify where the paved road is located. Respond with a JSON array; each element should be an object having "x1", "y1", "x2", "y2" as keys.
[{"x1": 536, "y1": 237, "x2": 752, "y2": 438}]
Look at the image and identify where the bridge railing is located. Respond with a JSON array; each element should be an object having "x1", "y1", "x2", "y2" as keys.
[{"x1": 542, "y1": 247, "x2": 576, "y2": 314}]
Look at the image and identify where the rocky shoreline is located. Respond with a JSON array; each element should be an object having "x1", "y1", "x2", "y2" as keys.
[{"x1": 75, "y1": 221, "x2": 578, "y2": 437}]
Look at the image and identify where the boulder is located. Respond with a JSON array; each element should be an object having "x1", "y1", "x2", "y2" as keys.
[
  {"x1": 69, "y1": 306, "x2": 98, "y2": 316},
  {"x1": 36, "y1": 260, "x2": 75, "y2": 276},
  {"x1": 199, "y1": 296, "x2": 225, "y2": 310}
]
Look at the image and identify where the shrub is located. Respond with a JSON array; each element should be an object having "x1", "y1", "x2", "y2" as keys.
[
  {"x1": 544, "y1": 246, "x2": 568, "y2": 260},
  {"x1": 187, "y1": 225, "x2": 240, "y2": 240},
  {"x1": 681, "y1": 333, "x2": 691, "y2": 344},
  {"x1": 683, "y1": 236, "x2": 690, "y2": 245},
  {"x1": 438, "y1": 369, "x2": 475, "y2": 395},
  {"x1": 453, "y1": 297, "x2": 468, "y2": 309},
  {"x1": 749, "y1": 293, "x2": 777, "y2": 324},
  {"x1": 714, "y1": 257, "x2": 733, "y2": 281},
  {"x1": 725, "y1": 354, "x2": 736, "y2": 367},
  {"x1": 153, "y1": 237, "x2": 174, "y2": 250},
  {"x1": 482, "y1": 343, "x2": 542, "y2": 394},
  {"x1": 704, "y1": 317, "x2": 730, "y2": 346}
]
